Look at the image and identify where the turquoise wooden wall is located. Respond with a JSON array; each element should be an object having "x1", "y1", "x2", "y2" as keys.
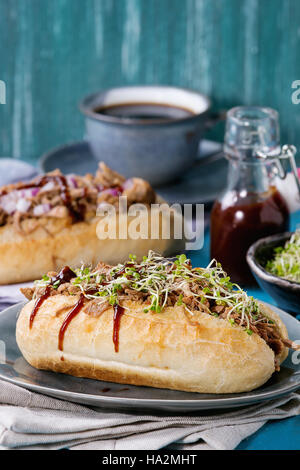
[{"x1": 1, "y1": 0, "x2": 300, "y2": 163}]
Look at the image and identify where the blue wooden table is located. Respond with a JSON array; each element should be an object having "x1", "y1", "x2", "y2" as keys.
[{"x1": 187, "y1": 211, "x2": 300, "y2": 450}]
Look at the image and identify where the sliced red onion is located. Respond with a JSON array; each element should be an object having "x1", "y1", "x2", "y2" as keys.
[
  {"x1": 31, "y1": 187, "x2": 40, "y2": 197},
  {"x1": 40, "y1": 181, "x2": 55, "y2": 193},
  {"x1": 33, "y1": 203, "x2": 51, "y2": 216},
  {"x1": 122, "y1": 179, "x2": 134, "y2": 191},
  {"x1": 0, "y1": 192, "x2": 18, "y2": 214},
  {"x1": 66, "y1": 174, "x2": 78, "y2": 189},
  {"x1": 16, "y1": 198, "x2": 31, "y2": 213},
  {"x1": 18, "y1": 187, "x2": 40, "y2": 198},
  {"x1": 96, "y1": 183, "x2": 104, "y2": 192},
  {"x1": 0, "y1": 189, "x2": 38, "y2": 215},
  {"x1": 100, "y1": 188, "x2": 122, "y2": 197}
]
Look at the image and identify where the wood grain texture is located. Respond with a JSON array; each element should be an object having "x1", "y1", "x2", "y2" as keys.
[{"x1": 1, "y1": 0, "x2": 300, "y2": 163}]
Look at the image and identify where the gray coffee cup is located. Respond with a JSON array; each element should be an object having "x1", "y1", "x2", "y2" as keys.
[{"x1": 80, "y1": 86, "x2": 220, "y2": 186}]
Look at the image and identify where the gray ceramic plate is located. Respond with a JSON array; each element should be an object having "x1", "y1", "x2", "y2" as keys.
[
  {"x1": 39, "y1": 140, "x2": 226, "y2": 205},
  {"x1": 0, "y1": 302, "x2": 299, "y2": 412}
]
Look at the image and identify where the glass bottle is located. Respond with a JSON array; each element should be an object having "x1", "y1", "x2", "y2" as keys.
[{"x1": 210, "y1": 106, "x2": 291, "y2": 285}]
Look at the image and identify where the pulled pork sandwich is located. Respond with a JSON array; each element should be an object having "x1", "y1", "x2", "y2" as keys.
[
  {"x1": 17, "y1": 251, "x2": 299, "y2": 394},
  {"x1": 0, "y1": 162, "x2": 155, "y2": 228},
  {"x1": 0, "y1": 164, "x2": 182, "y2": 284}
]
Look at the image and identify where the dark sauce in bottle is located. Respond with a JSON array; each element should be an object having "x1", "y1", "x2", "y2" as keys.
[{"x1": 210, "y1": 186, "x2": 289, "y2": 285}]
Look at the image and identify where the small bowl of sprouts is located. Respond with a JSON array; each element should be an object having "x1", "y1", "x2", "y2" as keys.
[{"x1": 247, "y1": 230, "x2": 300, "y2": 316}]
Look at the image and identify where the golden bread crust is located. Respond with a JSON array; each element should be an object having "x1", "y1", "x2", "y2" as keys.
[
  {"x1": 16, "y1": 295, "x2": 288, "y2": 393},
  {"x1": 0, "y1": 205, "x2": 184, "y2": 284}
]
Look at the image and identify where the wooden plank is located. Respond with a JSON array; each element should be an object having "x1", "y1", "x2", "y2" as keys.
[{"x1": 0, "y1": 0, "x2": 300, "y2": 163}]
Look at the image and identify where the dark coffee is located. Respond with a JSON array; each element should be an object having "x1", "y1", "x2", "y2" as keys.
[{"x1": 94, "y1": 102, "x2": 195, "y2": 121}]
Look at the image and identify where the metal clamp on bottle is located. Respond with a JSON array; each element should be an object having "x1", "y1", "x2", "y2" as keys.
[{"x1": 257, "y1": 144, "x2": 300, "y2": 199}]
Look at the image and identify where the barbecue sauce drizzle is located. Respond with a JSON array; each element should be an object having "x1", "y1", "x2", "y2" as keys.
[
  {"x1": 113, "y1": 304, "x2": 125, "y2": 352},
  {"x1": 29, "y1": 285, "x2": 51, "y2": 329},
  {"x1": 58, "y1": 294, "x2": 85, "y2": 351},
  {"x1": 29, "y1": 266, "x2": 76, "y2": 330},
  {"x1": 1, "y1": 174, "x2": 84, "y2": 221},
  {"x1": 51, "y1": 266, "x2": 77, "y2": 285},
  {"x1": 29, "y1": 266, "x2": 126, "y2": 352},
  {"x1": 37, "y1": 175, "x2": 82, "y2": 222},
  {"x1": 29, "y1": 266, "x2": 84, "y2": 350}
]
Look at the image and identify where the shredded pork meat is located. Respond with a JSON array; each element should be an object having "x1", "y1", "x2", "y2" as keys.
[
  {"x1": 21, "y1": 258, "x2": 299, "y2": 365},
  {"x1": 0, "y1": 162, "x2": 156, "y2": 229}
]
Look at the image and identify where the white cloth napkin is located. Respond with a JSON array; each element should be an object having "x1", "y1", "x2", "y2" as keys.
[
  {"x1": 0, "y1": 158, "x2": 39, "y2": 186},
  {"x1": 0, "y1": 282, "x2": 31, "y2": 305},
  {"x1": 0, "y1": 380, "x2": 299, "y2": 450}
]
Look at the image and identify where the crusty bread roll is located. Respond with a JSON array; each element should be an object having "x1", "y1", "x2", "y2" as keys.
[
  {"x1": 16, "y1": 296, "x2": 288, "y2": 394},
  {"x1": 0, "y1": 206, "x2": 184, "y2": 284},
  {"x1": 0, "y1": 163, "x2": 184, "y2": 284}
]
